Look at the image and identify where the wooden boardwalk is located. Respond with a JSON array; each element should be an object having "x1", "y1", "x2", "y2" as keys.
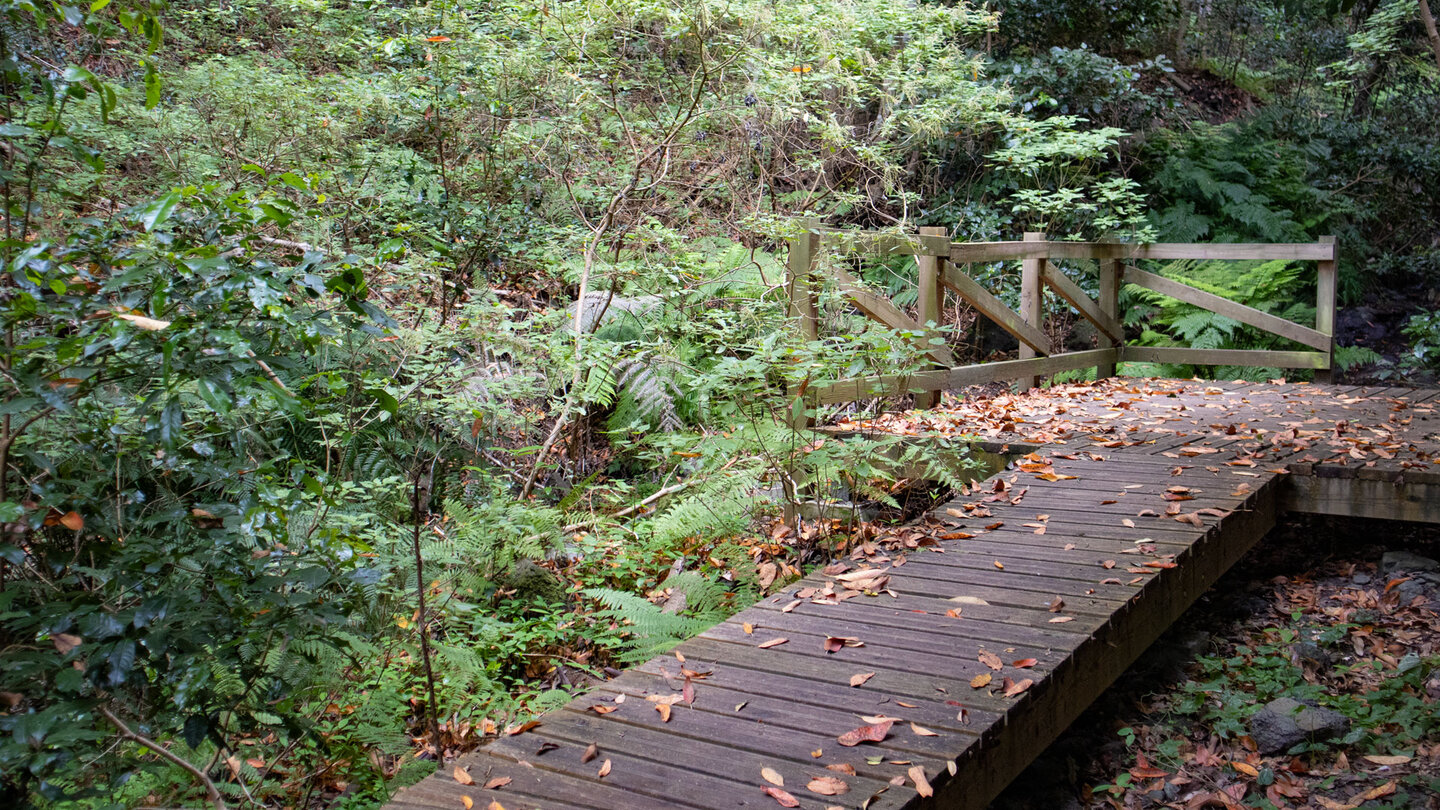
[{"x1": 388, "y1": 379, "x2": 1440, "y2": 810}]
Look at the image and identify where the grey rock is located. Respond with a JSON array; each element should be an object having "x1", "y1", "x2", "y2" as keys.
[
  {"x1": 503, "y1": 558, "x2": 568, "y2": 603},
  {"x1": 1289, "y1": 641, "x2": 1332, "y2": 670},
  {"x1": 1248, "y1": 697, "x2": 1350, "y2": 754},
  {"x1": 1396, "y1": 578, "x2": 1426, "y2": 602},
  {"x1": 1352, "y1": 573, "x2": 1372, "y2": 585},
  {"x1": 569, "y1": 292, "x2": 662, "y2": 334},
  {"x1": 1380, "y1": 550, "x2": 1440, "y2": 575}
]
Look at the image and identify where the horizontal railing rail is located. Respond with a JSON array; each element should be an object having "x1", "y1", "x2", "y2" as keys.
[{"x1": 786, "y1": 225, "x2": 1338, "y2": 410}]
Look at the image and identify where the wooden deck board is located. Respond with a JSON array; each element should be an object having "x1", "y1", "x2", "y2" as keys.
[{"x1": 387, "y1": 380, "x2": 1440, "y2": 810}]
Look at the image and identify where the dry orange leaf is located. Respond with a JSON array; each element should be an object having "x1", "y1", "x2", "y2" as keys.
[
  {"x1": 452, "y1": 766, "x2": 474, "y2": 785},
  {"x1": 460, "y1": 798, "x2": 473, "y2": 810},
  {"x1": 482, "y1": 776, "x2": 511, "y2": 790},
  {"x1": 849, "y1": 671, "x2": 875, "y2": 687},
  {"x1": 1003, "y1": 678, "x2": 1034, "y2": 697},
  {"x1": 910, "y1": 722, "x2": 939, "y2": 737},
  {"x1": 757, "y1": 637, "x2": 788, "y2": 649},
  {"x1": 597, "y1": 759, "x2": 612, "y2": 778},
  {"x1": 970, "y1": 673, "x2": 992, "y2": 689},
  {"x1": 761, "y1": 767, "x2": 785, "y2": 787}
]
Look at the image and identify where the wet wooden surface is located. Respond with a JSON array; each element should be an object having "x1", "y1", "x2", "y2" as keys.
[{"x1": 388, "y1": 380, "x2": 1440, "y2": 810}]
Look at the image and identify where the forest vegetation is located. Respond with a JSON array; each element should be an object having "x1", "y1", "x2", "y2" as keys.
[{"x1": 0, "y1": 0, "x2": 1437, "y2": 807}]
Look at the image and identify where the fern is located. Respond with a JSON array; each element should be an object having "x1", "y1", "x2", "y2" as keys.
[
  {"x1": 584, "y1": 571, "x2": 727, "y2": 662},
  {"x1": 1123, "y1": 257, "x2": 1322, "y2": 379},
  {"x1": 608, "y1": 356, "x2": 681, "y2": 432},
  {"x1": 643, "y1": 468, "x2": 759, "y2": 546}
]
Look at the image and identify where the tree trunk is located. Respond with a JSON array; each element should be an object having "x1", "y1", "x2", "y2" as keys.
[{"x1": 1420, "y1": 0, "x2": 1440, "y2": 72}]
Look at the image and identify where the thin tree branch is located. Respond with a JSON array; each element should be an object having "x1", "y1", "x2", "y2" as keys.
[{"x1": 98, "y1": 705, "x2": 228, "y2": 810}]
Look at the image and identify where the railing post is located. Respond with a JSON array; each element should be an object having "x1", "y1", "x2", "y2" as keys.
[
  {"x1": 1314, "y1": 235, "x2": 1337, "y2": 385},
  {"x1": 1018, "y1": 231, "x2": 1046, "y2": 390},
  {"x1": 1096, "y1": 257, "x2": 1120, "y2": 379},
  {"x1": 787, "y1": 220, "x2": 820, "y2": 342},
  {"x1": 914, "y1": 226, "x2": 948, "y2": 409},
  {"x1": 785, "y1": 220, "x2": 820, "y2": 432}
]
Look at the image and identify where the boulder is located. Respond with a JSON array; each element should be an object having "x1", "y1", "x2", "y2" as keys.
[
  {"x1": 1380, "y1": 551, "x2": 1439, "y2": 575},
  {"x1": 569, "y1": 291, "x2": 662, "y2": 334},
  {"x1": 1248, "y1": 697, "x2": 1349, "y2": 754},
  {"x1": 503, "y1": 559, "x2": 568, "y2": 603}
]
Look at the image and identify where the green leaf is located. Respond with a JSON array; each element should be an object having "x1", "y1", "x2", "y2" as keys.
[
  {"x1": 194, "y1": 378, "x2": 231, "y2": 415},
  {"x1": 60, "y1": 65, "x2": 96, "y2": 85},
  {"x1": 369, "y1": 387, "x2": 399, "y2": 417},
  {"x1": 143, "y1": 61, "x2": 161, "y2": 109},
  {"x1": 90, "y1": 0, "x2": 112, "y2": 11},
  {"x1": 138, "y1": 191, "x2": 180, "y2": 231},
  {"x1": 159, "y1": 398, "x2": 183, "y2": 446}
]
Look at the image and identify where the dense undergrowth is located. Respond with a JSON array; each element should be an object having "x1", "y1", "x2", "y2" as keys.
[{"x1": 0, "y1": 0, "x2": 1436, "y2": 807}]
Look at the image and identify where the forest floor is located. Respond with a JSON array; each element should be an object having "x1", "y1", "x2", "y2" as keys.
[{"x1": 990, "y1": 513, "x2": 1440, "y2": 810}]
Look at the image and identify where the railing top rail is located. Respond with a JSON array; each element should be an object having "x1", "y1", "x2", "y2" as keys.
[{"x1": 793, "y1": 226, "x2": 1337, "y2": 264}]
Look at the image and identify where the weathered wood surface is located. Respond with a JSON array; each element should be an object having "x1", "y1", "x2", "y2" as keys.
[
  {"x1": 388, "y1": 380, "x2": 1440, "y2": 810},
  {"x1": 1120, "y1": 265, "x2": 1330, "y2": 351}
]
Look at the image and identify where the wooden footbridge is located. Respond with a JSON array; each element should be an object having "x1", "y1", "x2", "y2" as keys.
[{"x1": 389, "y1": 229, "x2": 1440, "y2": 809}]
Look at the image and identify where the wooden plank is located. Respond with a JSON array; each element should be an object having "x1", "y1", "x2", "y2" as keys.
[
  {"x1": 599, "y1": 669, "x2": 983, "y2": 752},
  {"x1": 512, "y1": 710, "x2": 910, "y2": 802},
  {"x1": 1120, "y1": 346, "x2": 1330, "y2": 370},
  {"x1": 393, "y1": 750, "x2": 696, "y2": 810},
  {"x1": 786, "y1": 228, "x2": 818, "y2": 340},
  {"x1": 939, "y1": 264, "x2": 1051, "y2": 355},
  {"x1": 1040, "y1": 262, "x2": 1124, "y2": 343},
  {"x1": 1019, "y1": 232, "x2": 1046, "y2": 389},
  {"x1": 948, "y1": 240, "x2": 1050, "y2": 263},
  {"x1": 829, "y1": 264, "x2": 956, "y2": 367},
  {"x1": 1281, "y1": 475, "x2": 1440, "y2": 523},
  {"x1": 1314, "y1": 236, "x2": 1338, "y2": 384},
  {"x1": 1097, "y1": 258, "x2": 1120, "y2": 378},
  {"x1": 814, "y1": 227, "x2": 950, "y2": 257},
  {"x1": 1048, "y1": 241, "x2": 1336, "y2": 261},
  {"x1": 809, "y1": 349, "x2": 1119, "y2": 405},
  {"x1": 934, "y1": 481, "x2": 1281, "y2": 809},
  {"x1": 914, "y1": 225, "x2": 947, "y2": 409},
  {"x1": 1122, "y1": 265, "x2": 1330, "y2": 351},
  {"x1": 632, "y1": 652, "x2": 1004, "y2": 737}
]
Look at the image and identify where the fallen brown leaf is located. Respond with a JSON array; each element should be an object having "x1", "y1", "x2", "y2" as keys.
[
  {"x1": 837, "y1": 720, "x2": 893, "y2": 746},
  {"x1": 762, "y1": 786, "x2": 799, "y2": 807},
  {"x1": 909, "y1": 765, "x2": 933, "y2": 797},
  {"x1": 807, "y1": 775, "x2": 850, "y2": 796}
]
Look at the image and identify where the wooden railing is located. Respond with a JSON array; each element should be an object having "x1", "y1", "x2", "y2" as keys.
[{"x1": 786, "y1": 225, "x2": 1338, "y2": 408}]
